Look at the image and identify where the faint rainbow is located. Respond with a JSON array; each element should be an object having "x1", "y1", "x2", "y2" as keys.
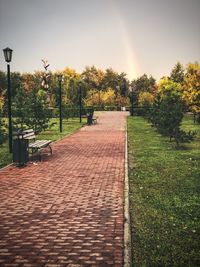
[{"x1": 112, "y1": 3, "x2": 139, "y2": 80}]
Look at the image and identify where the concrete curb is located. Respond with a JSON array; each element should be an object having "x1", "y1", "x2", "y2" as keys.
[{"x1": 124, "y1": 122, "x2": 132, "y2": 267}]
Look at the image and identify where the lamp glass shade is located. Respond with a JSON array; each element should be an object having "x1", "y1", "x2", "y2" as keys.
[{"x1": 3, "y1": 47, "x2": 13, "y2": 63}]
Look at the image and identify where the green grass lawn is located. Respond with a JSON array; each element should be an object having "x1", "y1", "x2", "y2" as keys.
[
  {"x1": 0, "y1": 118, "x2": 86, "y2": 169},
  {"x1": 128, "y1": 115, "x2": 200, "y2": 267}
]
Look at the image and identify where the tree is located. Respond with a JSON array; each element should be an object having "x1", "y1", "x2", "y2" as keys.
[
  {"x1": 119, "y1": 76, "x2": 128, "y2": 96},
  {"x1": 0, "y1": 96, "x2": 7, "y2": 145},
  {"x1": 81, "y1": 66, "x2": 104, "y2": 106},
  {"x1": 10, "y1": 72, "x2": 22, "y2": 98},
  {"x1": 183, "y1": 62, "x2": 200, "y2": 122},
  {"x1": 21, "y1": 73, "x2": 36, "y2": 92},
  {"x1": 84, "y1": 88, "x2": 116, "y2": 107},
  {"x1": 81, "y1": 66, "x2": 104, "y2": 91},
  {"x1": 150, "y1": 78, "x2": 196, "y2": 146},
  {"x1": 0, "y1": 117, "x2": 7, "y2": 146},
  {"x1": 135, "y1": 74, "x2": 156, "y2": 94},
  {"x1": 12, "y1": 87, "x2": 28, "y2": 129},
  {"x1": 102, "y1": 68, "x2": 119, "y2": 91},
  {"x1": 170, "y1": 62, "x2": 185, "y2": 84},
  {"x1": 158, "y1": 77, "x2": 182, "y2": 95},
  {"x1": 138, "y1": 91, "x2": 155, "y2": 106},
  {"x1": 133, "y1": 74, "x2": 156, "y2": 106},
  {"x1": 138, "y1": 91, "x2": 155, "y2": 117},
  {"x1": 24, "y1": 88, "x2": 51, "y2": 133},
  {"x1": 115, "y1": 95, "x2": 130, "y2": 108},
  {"x1": 63, "y1": 67, "x2": 81, "y2": 105},
  {"x1": 0, "y1": 71, "x2": 6, "y2": 98}
]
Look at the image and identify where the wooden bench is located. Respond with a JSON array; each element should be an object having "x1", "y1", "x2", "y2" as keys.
[{"x1": 18, "y1": 129, "x2": 52, "y2": 161}]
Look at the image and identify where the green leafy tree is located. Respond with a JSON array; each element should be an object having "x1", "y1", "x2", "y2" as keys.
[
  {"x1": 133, "y1": 74, "x2": 156, "y2": 106},
  {"x1": 102, "y1": 68, "x2": 119, "y2": 91},
  {"x1": 62, "y1": 67, "x2": 81, "y2": 105},
  {"x1": 138, "y1": 91, "x2": 155, "y2": 117},
  {"x1": 135, "y1": 74, "x2": 156, "y2": 93},
  {"x1": 25, "y1": 88, "x2": 51, "y2": 133},
  {"x1": 0, "y1": 96, "x2": 7, "y2": 145},
  {"x1": 81, "y1": 66, "x2": 104, "y2": 90},
  {"x1": 0, "y1": 71, "x2": 7, "y2": 98},
  {"x1": 151, "y1": 79, "x2": 196, "y2": 146},
  {"x1": 102, "y1": 69, "x2": 128, "y2": 98},
  {"x1": 12, "y1": 87, "x2": 28, "y2": 129},
  {"x1": 0, "y1": 118, "x2": 7, "y2": 145},
  {"x1": 21, "y1": 72, "x2": 36, "y2": 92},
  {"x1": 119, "y1": 75, "x2": 128, "y2": 96},
  {"x1": 10, "y1": 72, "x2": 22, "y2": 98},
  {"x1": 81, "y1": 66, "x2": 104, "y2": 106},
  {"x1": 183, "y1": 62, "x2": 200, "y2": 122},
  {"x1": 170, "y1": 62, "x2": 185, "y2": 84}
]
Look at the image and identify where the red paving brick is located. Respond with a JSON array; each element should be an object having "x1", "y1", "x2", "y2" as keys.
[{"x1": 0, "y1": 111, "x2": 128, "y2": 267}]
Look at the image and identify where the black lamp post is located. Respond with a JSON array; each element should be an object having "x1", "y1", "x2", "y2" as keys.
[
  {"x1": 79, "y1": 83, "x2": 82, "y2": 123},
  {"x1": 57, "y1": 74, "x2": 63, "y2": 133},
  {"x1": 3, "y1": 47, "x2": 13, "y2": 153},
  {"x1": 98, "y1": 88, "x2": 101, "y2": 107}
]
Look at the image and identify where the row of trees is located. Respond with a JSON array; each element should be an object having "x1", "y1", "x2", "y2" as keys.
[
  {"x1": 135, "y1": 62, "x2": 200, "y2": 120},
  {"x1": 0, "y1": 66, "x2": 130, "y2": 113},
  {"x1": 0, "y1": 62, "x2": 199, "y2": 114},
  {"x1": 134, "y1": 62, "x2": 200, "y2": 146},
  {"x1": 0, "y1": 66, "x2": 130, "y2": 144},
  {"x1": 0, "y1": 62, "x2": 199, "y2": 146}
]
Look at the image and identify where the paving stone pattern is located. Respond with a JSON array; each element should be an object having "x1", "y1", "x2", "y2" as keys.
[{"x1": 0, "y1": 111, "x2": 128, "y2": 267}]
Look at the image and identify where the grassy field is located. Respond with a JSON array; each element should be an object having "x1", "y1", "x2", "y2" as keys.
[
  {"x1": 127, "y1": 116, "x2": 200, "y2": 267},
  {"x1": 0, "y1": 118, "x2": 86, "y2": 169}
]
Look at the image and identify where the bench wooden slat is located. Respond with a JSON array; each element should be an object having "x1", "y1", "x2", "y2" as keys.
[
  {"x1": 29, "y1": 140, "x2": 52, "y2": 149},
  {"x1": 23, "y1": 129, "x2": 34, "y2": 134},
  {"x1": 22, "y1": 133, "x2": 36, "y2": 139}
]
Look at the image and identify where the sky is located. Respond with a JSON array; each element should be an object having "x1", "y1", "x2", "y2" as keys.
[{"x1": 0, "y1": 0, "x2": 200, "y2": 81}]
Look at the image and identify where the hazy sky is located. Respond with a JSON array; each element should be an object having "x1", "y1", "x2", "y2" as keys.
[{"x1": 0, "y1": 0, "x2": 200, "y2": 81}]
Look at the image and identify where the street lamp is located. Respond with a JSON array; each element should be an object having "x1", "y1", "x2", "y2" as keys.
[
  {"x1": 79, "y1": 82, "x2": 82, "y2": 123},
  {"x1": 3, "y1": 47, "x2": 13, "y2": 153},
  {"x1": 98, "y1": 87, "x2": 101, "y2": 107},
  {"x1": 57, "y1": 74, "x2": 63, "y2": 133}
]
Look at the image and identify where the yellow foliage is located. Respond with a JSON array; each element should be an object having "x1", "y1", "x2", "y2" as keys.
[
  {"x1": 84, "y1": 89, "x2": 99, "y2": 106},
  {"x1": 84, "y1": 88, "x2": 130, "y2": 106},
  {"x1": 183, "y1": 62, "x2": 200, "y2": 113},
  {"x1": 158, "y1": 77, "x2": 182, "y2": 94},
  {"x1": 101, "y1": 88, "x2": 116, "y2": 105},
  {"x1": 115, "y1": 95, "x2": 130, "y2": 107},
  {"x1": 0, "y1": 97, "x2": 4, "y2": 112},
  {"x1": 62, "y1": 67, "x2": 80, "y2": 80},
  {"x1": 138, "y1": 92, "x2": 155, "y2": 106}
]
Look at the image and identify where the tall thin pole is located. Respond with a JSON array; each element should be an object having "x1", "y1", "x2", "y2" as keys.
[
  {"x1": 7, "y1": 64, "x2": 12, "y2": 153},
  {"x1": 98, "y1": 89, "x2": 100, "y2": 106},
  {"x1": 59, "y1": 80, "x2": 62, "y2": 132},
  {"x1": 79, "y1": 84, "x2": 82, "y2": 123}
]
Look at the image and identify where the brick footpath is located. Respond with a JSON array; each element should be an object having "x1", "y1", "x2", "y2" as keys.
[{"x1": 0, "y1": 111, "x2": 128, "y2": 267}]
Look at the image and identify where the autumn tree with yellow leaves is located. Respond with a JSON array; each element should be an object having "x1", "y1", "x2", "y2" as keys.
[{"x1": 183, "y1": 62, "x2": 200, "y2": 121}]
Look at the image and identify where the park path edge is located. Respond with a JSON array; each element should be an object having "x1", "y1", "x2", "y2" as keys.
[{"x1": 124, "y1": 118, "x2": 132, "y2": 267}]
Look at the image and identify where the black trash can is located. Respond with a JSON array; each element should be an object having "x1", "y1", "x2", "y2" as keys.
[
  {"x1": 87, "y1": 113, "x2": 93, "y2": 125},
  {"x1": 13, "y1": 137, "x2": 29, "y2": 167}
]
